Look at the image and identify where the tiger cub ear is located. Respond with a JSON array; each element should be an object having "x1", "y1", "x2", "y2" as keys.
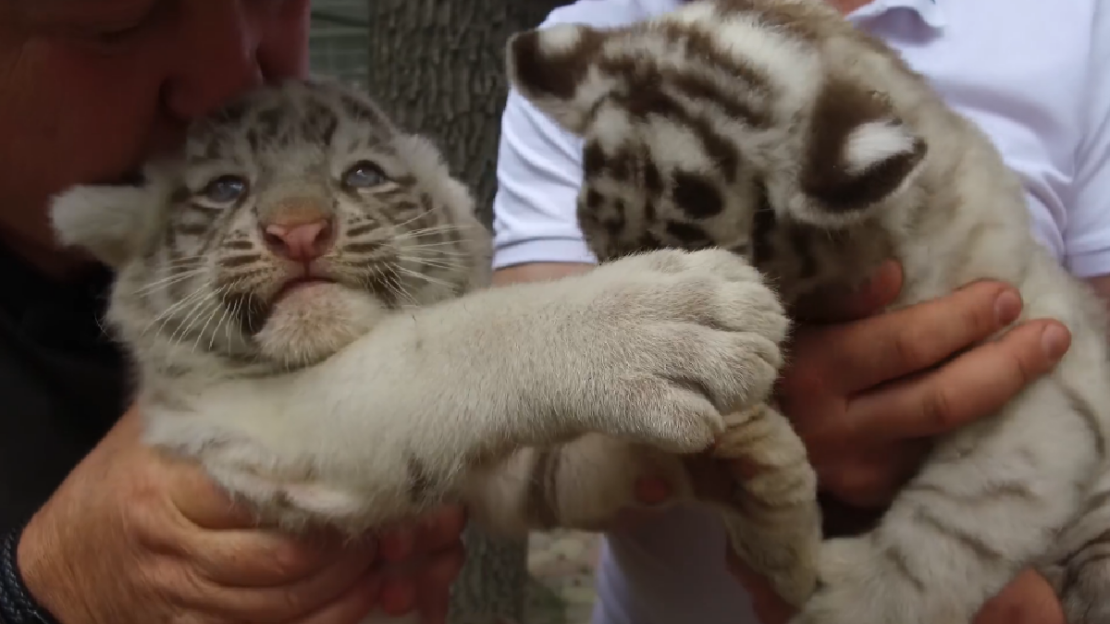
[
  {"x1": 785, "y1": 77, "x2": 927, "y2": 227},
  {"x1": 505, "y1": 23, "x2": 611, "y2": 135},
  {"x1": 49, "y1": 173, "x2": 163, "y2": 269}
]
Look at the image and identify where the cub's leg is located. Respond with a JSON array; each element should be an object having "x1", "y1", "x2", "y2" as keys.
[
  {"x1": 709, "y1": 404, "x2": 821, "y2": 608},
  {"x1": 465, "y1": 404, "x2": 821, "y2": 609},
  {"x1": 791, "y1": 375, "x2": 1105, "y2": 624},
  {"x1": 165, "y1": 248, "x2": 792, "y2": 534}
]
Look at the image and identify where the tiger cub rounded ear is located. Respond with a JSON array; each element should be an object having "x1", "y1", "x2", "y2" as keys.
[
  {"x1": 790, "y1": 80, "x2": 927, "y2": 227},
  {"x1": 505, "y1": 23, "x2": 609, "y2": 134},
  {"x1": 49, "y1": 181, "x2": 161, "y2": 269}
]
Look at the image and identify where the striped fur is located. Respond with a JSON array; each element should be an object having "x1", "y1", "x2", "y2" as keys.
[
  {"x1": 48, "y1": 76, "x2": 821, "y2": 619},
  {"x1": 506, "y1": 0, "x2": 1110, "y2": 622}
]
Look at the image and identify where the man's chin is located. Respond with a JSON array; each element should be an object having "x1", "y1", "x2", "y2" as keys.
[{"x1": 253, "y1": 283, "x2": 387, "y2": 369}]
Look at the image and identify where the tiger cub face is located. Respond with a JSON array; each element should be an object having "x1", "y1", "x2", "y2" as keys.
[{"x1": 51, "y1": 77, "x2": 490, "y2": 373}]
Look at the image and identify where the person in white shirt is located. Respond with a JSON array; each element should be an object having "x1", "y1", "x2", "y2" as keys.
[{"x1": 490, "y1": 0, "x2": 1110, "y2": 622}]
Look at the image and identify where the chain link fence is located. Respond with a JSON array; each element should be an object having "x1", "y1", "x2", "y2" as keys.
[{"x1": 309, "y1": 0, "x2": 371, "y2": 88}]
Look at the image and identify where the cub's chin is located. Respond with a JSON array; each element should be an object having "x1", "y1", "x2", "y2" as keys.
[{"x1": 253, "y1": 281, "x2": 387, "y2": 369}]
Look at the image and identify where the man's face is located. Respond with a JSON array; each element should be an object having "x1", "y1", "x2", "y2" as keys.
[{"x1": 0, "y1": 0, "x2": 312, "y2": 258}]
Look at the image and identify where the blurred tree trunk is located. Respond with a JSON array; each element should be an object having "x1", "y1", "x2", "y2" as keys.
[
  {"x1": 366, "y1": 1, "x2": 567, "y2": 621},
  {"x1": 367, "y1": 0, "x2": 565, "y2": 229}
]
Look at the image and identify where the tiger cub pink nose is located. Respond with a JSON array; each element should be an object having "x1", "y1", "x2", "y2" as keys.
[{"x1": 261, "y1": 218, "x2": 335, "y2": 262}]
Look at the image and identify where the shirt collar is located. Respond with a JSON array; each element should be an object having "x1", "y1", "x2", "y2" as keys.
[
  {"x1": 643, "y1": 0, "x2": 946, "y2": 31},
  {"x1": 849, "y1": 0, "x2": 946, "y2": 30}
]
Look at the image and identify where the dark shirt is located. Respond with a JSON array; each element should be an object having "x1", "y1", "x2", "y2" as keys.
[{"x1": 0, "y1": 242, "x2": 127, "y2": 528}]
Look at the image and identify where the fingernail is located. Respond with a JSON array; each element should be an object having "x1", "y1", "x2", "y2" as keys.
[
  {"x1": 994, "y1": 290, "x2": 1022, "y2": 324},
  {"x1": 1041, "y1": 324, "x2": 1071, "y2": 360}
]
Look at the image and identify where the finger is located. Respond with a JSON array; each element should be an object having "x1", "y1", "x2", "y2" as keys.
[
  {"x1": 846, "y1": 319, "x2": 1071, "y2": 440},
  {"x1": 420, "y1": 544, "x2": 466, "y2": 588},
  {"x1": 794, "y1": 259, "x2": 904, "y2": 323},
  {"x1": 378, "y1": 543, "x2": 466, "y2": 620},
  {"x1": 414, "y1": 505, "x2": 468, "y2": 555},
  {"x1": 726, "y1": 550, "x2": 795, "y2": 624},
  {"x1": 183, "y1": 530, "x2": 376, "y2": 588},
  {"x1": 380, "y1": 526, "x2": 416, "y2": 563},
  {"x1": 285, "y1": 571, "x2": 383, "y2": 624},
  {"x1": 420, "y1": 587, "x2": 452, "y2": 624},
  {"x1": 813, "y1": 280, "x2": 1025, "y2": 394},
  {"x1": 179, "y1": 544, "x2": 378, "y2": 622},
  {"x1": 379, "y1": 577, "x2": 418, "y2": 616},
  {"x1": 974, "y1": 569, "x2": 1065, "y2": 624},
  {"x1": 416, "y1": 545, "x2": 467, "y2": 624},
  {"x1": 160, "y1": 459, "x2": 261, "y2": 530}
]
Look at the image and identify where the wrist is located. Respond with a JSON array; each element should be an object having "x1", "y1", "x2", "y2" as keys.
[
  {"x1": 11, "y1": 508, "x2": 101, "y2": 624},
  {"x1": 0, "y1": 523, "x2": 62, "y2": 624}
]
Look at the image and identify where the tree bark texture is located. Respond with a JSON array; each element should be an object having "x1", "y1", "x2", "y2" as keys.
[{"x1": 366, "y1": 1, "x2": 568, "y2": 622}]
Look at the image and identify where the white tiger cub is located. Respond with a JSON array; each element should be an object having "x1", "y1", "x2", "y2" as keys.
[
  {"x1": 48, "y1": 76, "x2": 824, "y2": 620},
  {"x1": 505, "y1": 0, "x2": 1110, "y2": 623}
]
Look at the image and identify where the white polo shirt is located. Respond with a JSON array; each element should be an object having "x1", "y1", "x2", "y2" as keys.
[{"x1": 490, "y1": 1, "x2": 1110, "y2": 622}]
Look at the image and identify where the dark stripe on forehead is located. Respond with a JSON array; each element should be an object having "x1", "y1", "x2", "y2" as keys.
[
  {"x1": 299, "y1": 96, "x2": 341, "y2": 146},
  {"x1": 599, "y1": 56, "x2": 771, "y2": 130},
  {"x1": 335, "y1": 90, "x2": 396, "y2": 133},
  {"x1": 207, "y1": 99, "x2": 250, "y2": 127}
]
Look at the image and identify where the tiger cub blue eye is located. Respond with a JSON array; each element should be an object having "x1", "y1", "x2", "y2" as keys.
[
  {"x1": 201, "y1": 175, "x2": 249, "y2": 204},
  {"x1": 343, "y1": 161, "x2": 389, "y2": 189}
]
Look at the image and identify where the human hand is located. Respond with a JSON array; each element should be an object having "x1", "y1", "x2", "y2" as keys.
[
  {"x1": 17, "y1": 408, "x2": 465, "y2": 624},
  {"x1": 719, "y1": 259, "x2": 1069, "y2": 622},
  {"x1": 779, "y1": 260, "x2": 1072, "y2": 513},
  {"x1": 373, "y1": 507, "x2": 468, "y2": 623}
]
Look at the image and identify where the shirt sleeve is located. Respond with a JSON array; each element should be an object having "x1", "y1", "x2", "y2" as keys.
[
  {"x1": 490, "y1": 88, "x2": 597, "y2": 269},
  {"x1": 490, "y1": 1, "x2": 650, "y2": 270},
  {"x1": 1062, "y1": 2, "x2": 1110, "y2": 279}
]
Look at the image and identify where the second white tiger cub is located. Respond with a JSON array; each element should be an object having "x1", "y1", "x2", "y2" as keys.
[{"x1": 504, "y1": 0, "x2": 1110, "y2": 623}]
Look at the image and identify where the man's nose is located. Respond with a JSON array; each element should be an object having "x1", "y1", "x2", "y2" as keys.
[{"x1": 161, "y1": 1, "x2": 265, "y2": 121}]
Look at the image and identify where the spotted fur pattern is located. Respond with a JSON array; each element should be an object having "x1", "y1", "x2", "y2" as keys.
[
  {"x1": 506, "y1": 0, "x2": 1110, "y2": 622},
  {"x1": 49, "y1": 76, "x2": 822, "y2": 620}
]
